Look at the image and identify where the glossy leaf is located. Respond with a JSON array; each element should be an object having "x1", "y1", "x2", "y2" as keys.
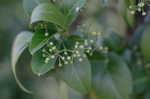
[
  {"x1": 55, "y1": 0, "x2": 86, "y2": 26},
  {"x1": 31, "y1": 50, "x2": 57, "y2": 76},
  {"x1": 103, "y1": 32, "x2": 124, "y2": 53},
  {"x1": 11, "y1": 31, "x2": 33, "y2": 94},
  {"x1": 29, "y1": 32, "x2": 49, "y2": 55},
  {"x1": 58, "y1": 56, "x2": 91, "y2": 93},
  {"x1": 91, "y1": 52, "x2": 132, "y2": 99},
  {"x1": 65, "y1": 0, "x2": 86, "y2": 25},
  {"x1": 30, "y1": 3, "x2": 67, "y2": 30}
]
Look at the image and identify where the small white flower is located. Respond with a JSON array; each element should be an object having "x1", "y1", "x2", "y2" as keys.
[
  {"x1": 49, "y1": 42, "x2": 53, "y2": 45},
  {"x1": 46, "y1": 57, "x2": 50, "y2": 61},
  {"x1": 99, "y1": 46, "x2": 103, "y2": 50},
  {"x1": 75, "y1": 51, "x2": 79, "y2": 54},
  {"x1": 84, "y1": 40, "x2": 88, "y2": 45},
  {"x1": 79, "y1": 58, "x2": 83, "y2": 62},
  {"x1": 79, "y1": 45, "x2": 84, "y2": 49},
  {"x1": 129, "y1": 5, "x2": 132, "y2": 9},
  {"x1": 64, "y1": 52, "x2": 68, "y2": 55},
  {"x1": 45, "y1": 58, "x2": 50, "y2": 63},
  {"x1": 45, "y1": 33, "x2": 49, "y2": 37},
  {"x1": 51, "y1": 55, "x2": 55, "y2": 59},
  {"x1": 86, "y1": 50, "x2": 90, "y2": 53},
  {"x1": 130, "y1": 11, "x2": 135, "y2": 15},
  {"x1": 67, "y1": 56, "x2": 71, "y2": 60},
  {"x1": 142, "y1": 12, "x2": 146, "y2": 16},
  {"x1": 73, "y1": 54, "x2": 77, "y2": 57},
  {"x1": 59, "y1": 63, "x2": 62, "y2": 67},
  {"x1": 90, "y1": 40, "x2": 94, "y2": 43},
  {"x1": 138, "y1": 2, "x2": 144, "y2": 7},
  {"x1": 64, "y1": 61, "x2": 69, "y2": 64},
  {"x1": 76, "y1": 7, "x2": 80, "y2": 12},
  {"x1": 62, "y1": 57, "x2": 65, "y2": 60},
  {"x1": 88, "y1": 47, "x2": 92, "y2": 50},
  {"x1": 49, "y1": 48, "x2": 52, "y2": 52},
  {"x1": 42, "y1": 54, "x2": 46, "y2": 57},
  {"x1": 75, "y1": 45, "x2": 78, "y2": 48},
  {"x1": 138, "y1": 8, "x2": 142, "y2": 12},
  {"x1": 52, "y1": 46, "x2": 56, "y2": 50}
]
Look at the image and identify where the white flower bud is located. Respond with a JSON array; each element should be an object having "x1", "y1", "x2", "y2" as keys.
[
  {"x1": 79, "y1": 58, "x2": 83, "y2": 62},
  {"x1": 142, "y1": 12, "x2": 146, "y2": 16},
  {"x1": 90, "y1": 40, "x2": 94, "y2": 43},
  {"x1": 62, "y1": 57, "x2": 65, "y2": 60},
  {"x1": 64, "y1": 61, "x2": 68, "y2": 64},
  {"x1": 75, "y1": 51, "x2": 79, "y2": 54},
  {"x1": 52, "y1": 46, "x2": 56, "y2": 50},
  {"x1": 75, "y1": 45, "x2": 78, "y2": 48},
  {"x1": 67, "y1": 56, "x2": 71, "y2": 60},
  {"x1": 51, "y1": 55, "x2": 55, "y2": 59},
  {"x1": 49, "y1": 48, "x2": 52, "y2": 52},
  {"x1": 64, "y1": 52, "x2": 68, "y2": 55},
  {"x1": 79, "y1": 45, "x2": 84, "y2": 49},
  {"x1": 49, "y1": 42, "x2": 53, "y2": 45},
  {"x1": 59, "y1": 63, "x2": 62, "y2": 67},
  {"x1": 45, "y1": 33, "x2": 49, "y2": 37},
  {"x1": 76, "y1": 7, "x2": 80, "y2": 12},
  {"x1": 130, "y1": 11, "x2": 135, "y2": 15},
  {"x1": 84, "y1": 40, "x2": 88, "y2": 46}
]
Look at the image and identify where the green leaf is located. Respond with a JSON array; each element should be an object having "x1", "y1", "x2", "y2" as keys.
[
  {"x1": 23, "y1": 0, "x2": 50, "y2": 15},
  {"x1": 58, "y1": 56, "x2": 91, "y2": 93},
  {"x1": 103, "y1": 32, "x2": 124, "y2": 53},
  {"x1": 65, "y1": 0, "x2": 86, "y2": 25},
  {"x1": 91, "y1": 52, "x2": 132, "y2": 99},
  {"x1": 30, "y1": 3, "x2": 67, "y2": 30},
  {"x1": 31, "y1": 50, "x2": 57, "y2": 76},
  {"x1": 56, "y1": 0, "x2": 86, "y2": 26},
  {"x1": 11, "y1": 31, "x2": 33, "y2": 94},
  {"x1": 140, "y1": 25, "x2": 150, "y2": 61},
  {"x1": 29, "y1": 32, "x2": 49, "y2": 55}
]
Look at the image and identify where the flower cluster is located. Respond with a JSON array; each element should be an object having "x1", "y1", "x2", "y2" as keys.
[
  {"x1": 41, "y1": 37, "x2": 109, "y2": 68},
  {"x1": 41, "y1": 39, "x2": 96, "y2": 67},
  {"x1": 129, "y1": 0, "x2": 150, "y2": 16}
]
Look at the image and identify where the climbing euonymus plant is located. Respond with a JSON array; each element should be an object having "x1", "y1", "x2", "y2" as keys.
[{"x1": 11, "y1": 0, "x2": 150, "y2": 99}]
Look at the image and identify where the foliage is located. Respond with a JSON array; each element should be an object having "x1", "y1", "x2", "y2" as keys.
[{"x1": 11, "y1": 0, "x2": 150, "y2": 99}]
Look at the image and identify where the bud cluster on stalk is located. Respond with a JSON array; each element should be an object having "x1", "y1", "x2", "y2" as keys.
[
  {"x1": 129, "y1": 0, "x2": 150, "y2": 16},
  {"x1": 41, "y1": 38, "x2": 109, "y2": 68}
]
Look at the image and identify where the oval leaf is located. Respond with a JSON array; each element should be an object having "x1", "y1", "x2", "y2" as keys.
[
  {"x1": 55, "y1": 0, "x2": 86, "y2": 25},
  {"x1": 30, "y1": 3, "x2": 67, "y2": 30},
  {"x1": 11, "y1": 31, "x2": 33, "y2": 94},
  {"x1": 58, "y1": 56, "x2": 91, "y2": 93},
  {"x1": 29, "y1": 32, "x2": 49, "y2": 55},
  {"x1": 65, "y1": 0, "x2": 86, "y2": 25},
  {"x1": 91, "y1": 53, "x2": 132, "y2": 99},
  {"x1": 31, "y1": 50, "x2": 57, "y2": 75}
]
